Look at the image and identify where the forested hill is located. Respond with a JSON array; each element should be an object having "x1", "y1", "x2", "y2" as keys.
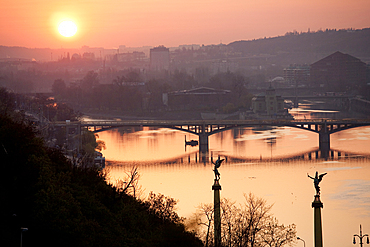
[
  {"x1": 228, "y1": 28, "x2": 370, "y2": 64},
  {"x1": 0, "y1": 89, "x2": 202, "y2": 247}
]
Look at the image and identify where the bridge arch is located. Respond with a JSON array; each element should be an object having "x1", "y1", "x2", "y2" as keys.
[{"x1": 93, "y1": 125, "x2": 200, "y2": 135}]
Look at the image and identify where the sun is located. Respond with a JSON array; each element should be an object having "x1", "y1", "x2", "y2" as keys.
[{"x1": 58, "y1": 20, "x2": 78, "y2": 37}]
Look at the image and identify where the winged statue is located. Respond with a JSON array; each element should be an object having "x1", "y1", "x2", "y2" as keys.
[
  {"x1": 212, "y1": 157, "x2": 224, "y2": 181},
  {"x1": 308, "y1": 171, "x2": 327, "y2": 195}
]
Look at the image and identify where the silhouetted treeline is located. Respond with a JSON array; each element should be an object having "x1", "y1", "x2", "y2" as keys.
[{"x1": 0, "y1": 90, "x2": 202, "y2": 247}]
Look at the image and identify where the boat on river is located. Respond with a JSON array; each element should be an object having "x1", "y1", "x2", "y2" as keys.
[{"x1": 185, "y1": 136, "x2": 198, "y2": 146}]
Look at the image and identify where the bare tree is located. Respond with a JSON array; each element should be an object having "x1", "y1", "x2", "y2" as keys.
[
  {"x1": 192, "y1": 203, "x2": 214, "y2": 247},
  {"x1": 244, "y1": 193, "x2": 273, "y2": 247},
  {"x1": 220, "y1": 198, "x2": 238, "y2": 247},
  {"x1": 145, "y1": 192, "x2": 183, "y2": 224},
  {"x1": 259, "y1": 217, "x2": 296, "y2": 247},
  {"x1": 192, "y1": 193, "x2": 296, "y2": 247},
  {"x1": 116, "y1": 166, "x2": 142, "y2": 198}
]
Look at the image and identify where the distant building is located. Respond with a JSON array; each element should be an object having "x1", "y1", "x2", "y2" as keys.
[
  {"x1": 117, "y1": 51, "x2": 146, "y2": 63},
  {"x1": 178, "y1": 44, "x2": 200, "y2": 50},
  {"x1": 310, "y1": 51, "x2": 367, "y2": 90},
  {"x1": 251, "y1": 86, "x2": 285, "y2": 117},
  {"x1": 150, "y1": 46, "x2": 170, "y2": 71},
  {"x1": 0, "y1": 60, "x2": 36, "y2": 72},
  {"x1": 164, "y1": 87, "x2": 231, "y2": 110},
  {"x1": 82, "y1": 52, "x2": 95, "y2": 60},
  {"x1": 210, "y1": 59, "x2": 238, "y2": 74},
  {"x1": 270, "y1": 76, "x2": 286, "y2": 87},
  {"x1": 283, "y1": 64, "x2": 310, "y2": 86}
]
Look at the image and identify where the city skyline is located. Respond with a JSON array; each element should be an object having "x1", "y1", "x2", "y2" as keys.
[{"x1": 1, "y1": 0, "x2": 370, "y2": 49}]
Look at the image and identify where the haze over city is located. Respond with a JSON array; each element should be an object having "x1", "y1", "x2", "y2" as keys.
[{"x1": 1, "y1": 0, "x2": 370, "y2": 49}]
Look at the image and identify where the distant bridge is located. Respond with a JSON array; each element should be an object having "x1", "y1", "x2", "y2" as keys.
[
  {"x1": 283, "y1": 95, "x2": 351, "y2": 107},
  {"x1": 54, "y1": 119, "x2": 370, "y2": 158},
  {"x1": 284, "y1": 95, "x2": 349, "y2": 100}
]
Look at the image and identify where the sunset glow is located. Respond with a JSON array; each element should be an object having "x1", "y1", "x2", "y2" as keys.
[{"x1": 1, "y1": 0, "x2": 370, "y2": 49}]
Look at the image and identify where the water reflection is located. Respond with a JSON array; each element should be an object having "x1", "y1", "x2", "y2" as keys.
[
  {"x1": 97, "y1": 125, "x2": 370, "y2": 163},
  {"x1": 97, "y1": 123, "x2": 370, "y2": 247},
  {"x1": 97, "y1": 126, "x2": 321, "y2": 162},
  {"x1": 104, "y1": 159, "x2": 370, "y2": 247}
]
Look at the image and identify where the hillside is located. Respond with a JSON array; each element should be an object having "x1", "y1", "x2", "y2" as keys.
[
  {"x1": 228, "y1": 28, "x2": 370, "y2": 64},
  {"x1": 0, "y1": 89, "x2": 203, "y2": 247}
]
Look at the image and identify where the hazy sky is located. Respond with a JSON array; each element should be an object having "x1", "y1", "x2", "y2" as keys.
[{"x1": 1, "y1": 0, "x2": 370, "y2": 49}]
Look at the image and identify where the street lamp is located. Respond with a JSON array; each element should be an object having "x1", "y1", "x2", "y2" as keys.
[
  {"x1": 353, "y1": 225, "x2": 369, "y2": 247},
  {"x1": 20, "y1": 227, "x2": 28, "y2": 247},
  {"x1": 297, "y1": 236, "x2": 306, "y2": 247}
]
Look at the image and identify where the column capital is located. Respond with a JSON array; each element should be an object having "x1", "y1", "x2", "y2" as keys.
[
  {"x1": 212, "y1": 179, "x2": 222, "y2": 190},
  {"x1": 312, "y1": 195, "x2": 323, "y2": 208}
]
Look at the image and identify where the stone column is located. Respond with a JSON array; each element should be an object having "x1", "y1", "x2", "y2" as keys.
[
  {"x1": 312, "y1": 195, "x2": 324, "y2": 247},
  {"x1": 212, "y1": 179, "x2": 221, "y2": 247}
]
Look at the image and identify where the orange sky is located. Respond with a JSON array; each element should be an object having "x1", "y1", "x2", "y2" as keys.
[{"x1": 1, "y1": 0, "x2": 370, "y2": 49}]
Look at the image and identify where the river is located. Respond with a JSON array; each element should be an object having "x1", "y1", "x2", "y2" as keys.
[{"x1": 94, "y1": 107, "x2": 370, "y2": 247}]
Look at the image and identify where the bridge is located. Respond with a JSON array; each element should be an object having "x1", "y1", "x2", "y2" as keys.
[
  {"x1": 55, "y1": 119, "x2": 370, "y2": 158},
  {"x1": 284, "y1": 95, "x2": 350, "y2": 107}
]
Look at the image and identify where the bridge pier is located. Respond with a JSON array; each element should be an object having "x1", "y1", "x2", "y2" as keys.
[
  {"x1": 199, "y1": 133, "x2": 209, "y2": 153},
  {"x1": 319, "y1": 130, "x2": 330, "y2": 159}
]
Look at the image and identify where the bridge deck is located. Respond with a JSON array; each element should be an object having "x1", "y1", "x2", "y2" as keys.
[{"x1": 54, "y1": 119, "x2": 370, "y2": 127}]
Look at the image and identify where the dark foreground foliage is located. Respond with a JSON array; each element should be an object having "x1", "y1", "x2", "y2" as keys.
[{"x1": 0, "y1": 113, "x2": 202, "y2": 247}]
